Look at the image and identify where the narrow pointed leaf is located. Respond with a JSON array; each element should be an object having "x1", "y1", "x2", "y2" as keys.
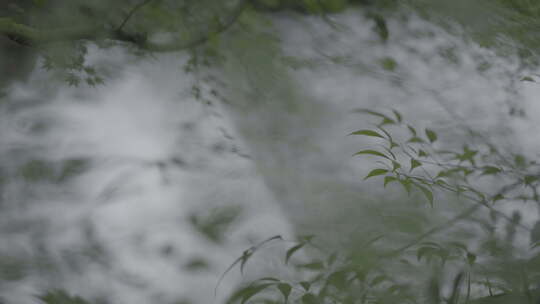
[
  {"x1": 365, "y1": 168, "x2": 388, "y2": 180},
  {"x1": 349, "y1": 130, "x2": 385, "y2": 138},
  {"x1": 285, "y1": 243, "x2": 305, "y2": 264},
  {"x1": 354, "y1": 150, "x2": 389, "y2": 159}
]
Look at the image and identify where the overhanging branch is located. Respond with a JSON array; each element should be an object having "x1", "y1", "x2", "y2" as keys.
[{"x1": 0, "y1": 0, "x2": 249, "y2": 52}]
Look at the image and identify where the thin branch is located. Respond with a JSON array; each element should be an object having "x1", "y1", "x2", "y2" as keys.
[{"x1": 116, "y1": 0, "x2": 154, "y2": 32}]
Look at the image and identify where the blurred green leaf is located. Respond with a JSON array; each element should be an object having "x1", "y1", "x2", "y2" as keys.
[
  {"x1": 349, "y1": 129, "x2": 385, "y2": 138},
  {"x1": 285, "y1": 243, "x2": 305, "y2": 265},
  {"x1": 354, "y1": 150, "x2": 389, "y2": 159},
  {"x1": 365, "y1": 168, "x2": 388, "y2": 180},
  {"x1": 425, "y1": 129, "x2": 438, "y2": 143}
]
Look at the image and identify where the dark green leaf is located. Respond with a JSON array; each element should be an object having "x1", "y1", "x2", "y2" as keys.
[
  {"x1": 521, "y1": 76, "x2": 535, "y2": 82},
  {"x1": 410, "y1": 159, "x2": 422, "y2": 172},
  {"x1": 466, "y1": 252, "x2": 476, "y2": 265},
  {"x1": 415, "y1": 184, "x2": 434, "y2": 206},
  {"x1": 408, "y1": 137, "x2": 425, "y2": 143},
  {"x1": 392, "y1": 109, "x2": 402, "y2": 123},
  {"x1": 425, "y1": 129, "x2": 437, "y2": 143},
  {"x1": 399, "y1": 179, "x2": 412, "y2": 195},
  {"x1": 285, "y1": 243, "x2": 305, "y2": 265},
  {"x1": 300, "y1": 281, "x2": 311, "y2": 291},
  {"x1": 298, "y1": 262, "x2": 324, "y2": 270},
  {"x1": 301, "y1": 293, "x2": 319, "y2": 304},
  {"x1": 392, "y1": 161, "x2": 401, "y2": 172},
  {"x1": 354, "y1": 150, "x2": 389, "y2": 159},
  {"x1": 277, "y1": 283, "x2": 292, "y2": 302},
  {"x1": 524, "y1": 175, "x2": 539, "y2": 185},
  {"x1": 364, "y1": 168, "x2": 388, "y2": 180},
  {"x1": 482, "y1": 166, "x2": 501, "y2": 175},
  {"x1": 384, "y1": 176, "x2": 397, "y2": 187},
  {"x1": 349, "y1": 129, "x2": 385, "y2": 138},
  {"x1": 418, "y1": 149, "x2": 429, "y2": 157},
  {"x1": 407, "y1": 125, "x2": 417, "y2": 136},
  {"x1": 370, "y1": 275, "x2": 387, "y2": 286}
]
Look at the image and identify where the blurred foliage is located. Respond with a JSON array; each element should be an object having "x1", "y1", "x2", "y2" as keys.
[{"x1": 223, "y1": 109, "x2": 540, "y2": 303}]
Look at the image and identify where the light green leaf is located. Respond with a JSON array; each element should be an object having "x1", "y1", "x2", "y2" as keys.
[
  {"x1": 365, "y1": 169, "x2": 388, "y2": 180},
  {"x1": 349, "y1": 129, "x2": 385, "y2": 138}
]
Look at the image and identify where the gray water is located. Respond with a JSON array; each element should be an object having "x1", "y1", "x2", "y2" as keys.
[{"x1": 1, "y1": 9, "x2": 540, "y2": 304}]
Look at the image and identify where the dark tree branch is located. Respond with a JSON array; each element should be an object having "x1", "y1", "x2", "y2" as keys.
[
  {"x1": 116, "y1": 0, "x2": 154, "y2": 32},
  {"x1": 0, "y1": 0, "x2": 249, "y2": 52}
]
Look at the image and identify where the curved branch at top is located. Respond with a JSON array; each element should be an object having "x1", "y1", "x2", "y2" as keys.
[{"x1": 0, "y1": 0, "x2": 249, "y2": 52}]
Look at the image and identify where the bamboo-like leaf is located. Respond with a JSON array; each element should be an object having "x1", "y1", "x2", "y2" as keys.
[
  {"x1": 285, "y1": 243, "x2": 305, "y2": 264},
  {"x1": 349, "y1": 130, "x2": 385, "y2": 138},
  {"x1": 365, "y1": 168, "x2": 388, "y2": 180},
  {"x1": 354, "y1": 150, "x2": 389, "y2": 159}
]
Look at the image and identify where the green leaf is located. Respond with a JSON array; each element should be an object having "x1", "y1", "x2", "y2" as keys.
[
  {"x1": 352, "y1": 109, "x2": 395, "y2": 125},
  {"x1": 410, "y1": 159, "x2": 422, "y2": 172},
  {"x1": 380, "y1": 57, "x2": 397, "y2": 71},
  {"x1": 384, "y1": 176, "x2": 397, "y2": 187},
  {"x1": 392, "y1": 161, "x2": 401, "y2": 172},
  {"x1": 514, "y1": 154, "x2": 526, "y2": 168},
  {"x1": 524, "y1": 175, "x2": 539, "y2": 185},
  {"x1": 399, "y1": 179, "x2": 412, "y2": 195},
  {"x1": 364, "y1": 168, "x2": 388, "y2": 180},
  {"x1": 407, "y1": 125, "x2": 417, "y2": 136},
  {"x1": 418, "y1": 149, "x2": 429, "y2": 157},
  {"x1": 466, "y1": 252, "x2": 476, "y2": 265},
  {"x1": 370, "y1": 275, "x2": 387, "y2": 286},
  {"x1": 285, "y1": 243, "x2": 305, "y2": 264},
  {"x1": 298, "y1": 262, "x2": 324, "y2": 270},
  {"x1": 392, "y1": 109, "x2": 402, "y2": 123},
  {"x1": 482, "y1": 166, "x2": 501, "y2": 175},
  {"x1": 301, "y1": 293, "x2": 318, "y2": 304},
  {"x1": 277, "y1": 283, "x2": 292, "y2": 302},
  {"x1": 38, "y1": 290, "x2": 90, "y2": 304},
  {"x1": 236, "y1": 284, "x2": 273, "y2": 304},
  {"x1": 521, "y1": 76, "x2": 535, "y2": 82},
  {"x1": 425, "y1": 129, "x2": 438, "y2": 143},
  {"x1": 354, "y1": 150, "x2": 389, "y2": 159},
  {"x1": 415, "y1": 184, "x2": 434, "y2": 207},
  {"x1": 492, "y1": 193, "x2": 504, "y2": 202},
  {"x1": 349, "y1": 130, "x2": 385, "y2": 138},
  {"x1": 408, "y1": 137, "x2": 425, "y2": 143},
  {"x1": 300, "y1": 281, "x2": 311, "y2": 291}
]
